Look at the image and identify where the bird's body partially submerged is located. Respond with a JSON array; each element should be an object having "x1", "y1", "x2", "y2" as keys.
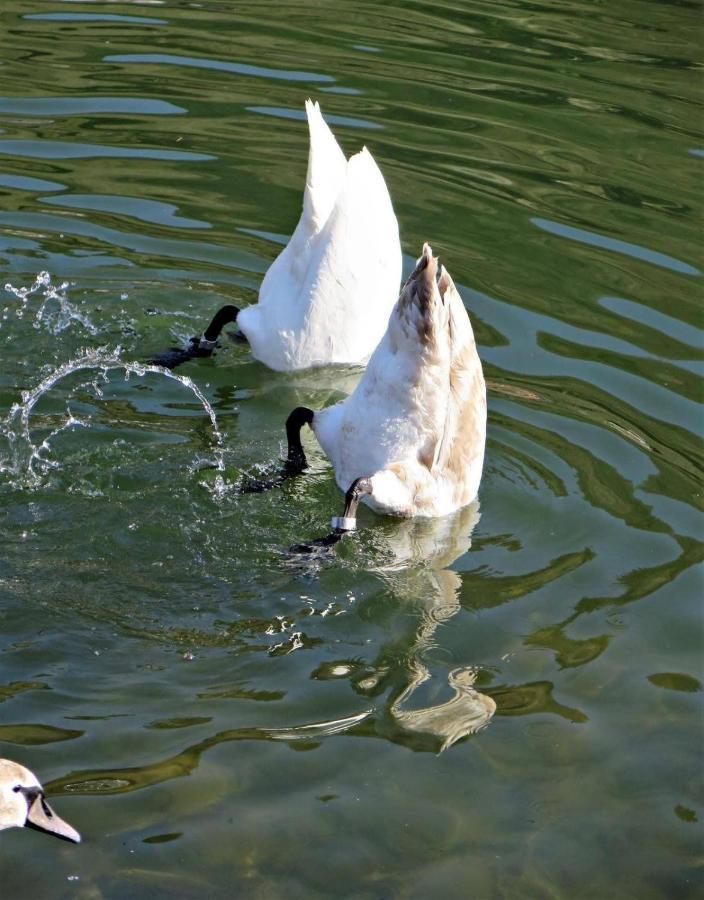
[
  {"x1": 237, "y1": 99, "x2": 402, "y2": 371},
  {"x1": 312, "y1": 244, "x2": 486, "y2": 520},
  {"x1": 0, "y1": 758, "x2": 80, "y2": 842}
]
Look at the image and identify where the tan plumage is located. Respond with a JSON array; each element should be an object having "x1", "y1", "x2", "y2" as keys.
[{"x1": 313, "y1": 243, "x2": 487, "y2": 520}]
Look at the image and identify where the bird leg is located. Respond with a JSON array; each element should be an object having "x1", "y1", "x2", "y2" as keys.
[
  {"x1": 285, "y1": 406, "x2": 314, "y2": 474},
  {"x1": 150, "y1": 304, "x2": 241, "y2": 369},
  {"x1": 332, "y1": 476, "x2": 373, "y2": 531},
  {"x1": 200, "y1": 304, "x2": 241, "y2": 345},
  {"x1": 238, "y1": 406, "x2": 314, "y2": 494},
  {"x1": 288, "y1": 474, "x2": 373, "y2": 554}
]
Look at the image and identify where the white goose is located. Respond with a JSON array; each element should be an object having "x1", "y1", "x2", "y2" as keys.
[
  {"x1": 152, "y1": 100, "x2": 402, "y2": 371},
  {"x1": 285, "y1": 243, "x2": 487, "y2": 527},
  {"x1": 0, "y1": 758, "x2": 80, "y2": 842}
]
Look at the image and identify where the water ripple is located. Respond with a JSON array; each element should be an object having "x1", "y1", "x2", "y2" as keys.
[
  {"x1": 25, "y1": 13, "x2": 168, "y2": 25},
  {"x1": 0, "y1": 172, "x2": 66, "y2": 192},
  {"x1": 104, "y1": 53, "x2": 335, "y2": 84},
  {"x1": 0, "y1": 96, "x2": 186, "y2": 116},
  {"x1": 0, "y1": 211, "x2": 265, "y2": 272},
  {"x1": 532, "y1": 216, "x2": 701, "y2": 276},
  {"x1": 246, "y1": 105, "x2": 382, "y2": 130},
  {"x1": 41, "y1": 194, "x2": 212, "y2": 230},
  {"x1": 0, "y1": 139, "x2": 213, "y2": 161}
]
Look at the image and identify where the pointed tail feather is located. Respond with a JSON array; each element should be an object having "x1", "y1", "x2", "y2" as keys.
[{"x1": 303, "y1": 98, "x2": 347, "y2": 232}]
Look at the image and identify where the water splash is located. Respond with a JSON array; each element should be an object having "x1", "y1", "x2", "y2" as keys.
[
  {"x1": 0, "y1": 347, "x2": 225, "y2": 485},
  {"x1": 3, "y1": 271, "x2": 99, "y2": 335}
]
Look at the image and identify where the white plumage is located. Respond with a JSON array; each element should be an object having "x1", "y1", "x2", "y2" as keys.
[
  {"x1": 237, "y1": 99, "x2": 402, "y2": 371},
  {"x1": 312, "y1": 243, "x2": 487, "y2": 519}
]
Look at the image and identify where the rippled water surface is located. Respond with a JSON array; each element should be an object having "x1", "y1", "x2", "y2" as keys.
[{"x1": 1, "y1": 1, "x2": 702, "y2": 897}]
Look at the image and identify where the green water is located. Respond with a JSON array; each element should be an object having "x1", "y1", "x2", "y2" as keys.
[{"x1": 0, "y1": 1, "x2": 702, "y2": 897}]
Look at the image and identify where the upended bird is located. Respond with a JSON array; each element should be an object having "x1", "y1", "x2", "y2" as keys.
[
  {"x1": 0, "y1": 758, "x2": 80, "y2": 843},
  {"x1": 284, "y1": 243, "x2": 487, "y2": 530},
  {"x1": 151, "y1": 99, "x2": 401, "y2": 371}
]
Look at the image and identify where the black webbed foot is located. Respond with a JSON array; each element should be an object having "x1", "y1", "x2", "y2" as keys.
[
  {"x1": 289, "y1": 531, "x2": 346, "y2": 555},
  {"x1": 150, "y1": 304, "x2": 241, "y2": 370},
  {"x1": 237, "y1": 467, "x2": 289, "y2": 494},
  {"x1": 149, "y1": 344, "x2": 200, "y2": 369}
]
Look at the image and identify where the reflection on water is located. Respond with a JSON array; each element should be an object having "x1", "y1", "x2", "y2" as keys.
[
  {"x1": 0, "y1": 0, "x2": 702, "y2": 897},
  {"x1": 37, "y1": 511, "x2": 495, "y2": 791},
  {"x1": 390, "y1": 668, "x2": 495, "y2": 753},
  {"x1": 320, "y1": 505, "x2": 499, "y2": 752},
  {"x1": 45, "y1": 711, "x2": 373, "y2": 797},
  {"x1": 363, "y1": 505, "x2": 496, "y2": 750}
]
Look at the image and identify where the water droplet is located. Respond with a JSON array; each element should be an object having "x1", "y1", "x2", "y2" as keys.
[{"x1": 0, "y1": 349, "x2": 225, "y2": 484}]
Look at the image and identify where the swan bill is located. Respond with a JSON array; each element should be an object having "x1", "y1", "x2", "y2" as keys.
[{"x1": 25, "y1": 791, "x2": 81, "y2": 843}]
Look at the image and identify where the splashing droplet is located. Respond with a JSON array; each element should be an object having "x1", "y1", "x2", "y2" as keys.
[
  {"x1": 4, "y1": 272, "x2": 98, "y2": 335},
  {"x1": 0, "y1": 347, "x2": 225, "y2": 484}
]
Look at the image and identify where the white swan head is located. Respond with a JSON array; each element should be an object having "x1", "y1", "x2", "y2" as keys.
[{"x1": 0, "y1": 758, "x2": 81, "y2": 842}]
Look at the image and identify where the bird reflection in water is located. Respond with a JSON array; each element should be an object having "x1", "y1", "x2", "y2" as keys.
[
  {"x1": 43, "y1": 507, "x2": 494, "y2": 821},
  {"x1": 347, "y1": 501, "x2": 495, "y2": 752}
]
